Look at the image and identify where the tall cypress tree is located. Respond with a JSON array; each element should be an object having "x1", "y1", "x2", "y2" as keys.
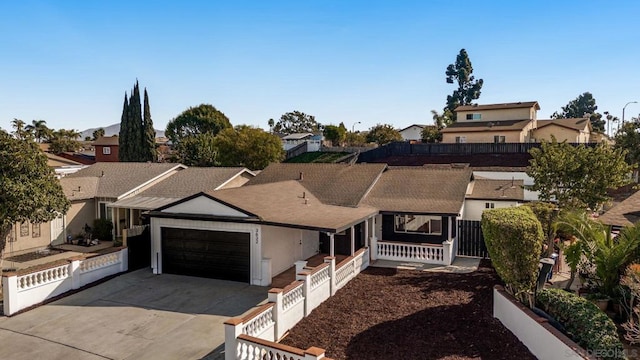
[
  {"x1": 129, "y1": 81, "x2": 143, "y2": 161},
  {"x1": 143, "y1": 88, "x2": 156, "y2": 162},
  {"x1": 118, "y1": 93, "x2": 130, "y2": 161}
]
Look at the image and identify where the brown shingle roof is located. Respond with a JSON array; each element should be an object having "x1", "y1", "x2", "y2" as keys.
[
  {"x1": 92, "y1": 135, "x2": 119, "y2": 146},
  {"x1": 455, "y1": 101, "x2": 540, "y2": 112},
  {"x1": 140, "y1": 167, "x2": 252, "y2": 197},
  {"x1": 46, "y1": 153, "x2": 82, "y2": 167},
  {"x1": 362, "y1": 167, "x2": 472, "y2": 214},
  {"x1": 247, "y1": 163, "x2": 387, "y2": 207},
  {"x1": 536, "y1": 118, "x2": 591, "y2": 132},
  {"x1": 440, "y1": 119, "x2": 532, "y2": 133},
  {"x1": 467, "y1": 178, "x2": 524, "y2": 201},
  {"x1": 66, "y1": 162, "x2": 184, "y2": 198},
  {"x1": 599, "y1": 190, "x2": 640, "y2": 227},
  {"x1": 60, "y1": 177, "x2": 99, "y2": 200},
  {"x1": 206, "y1": 181, "x2": 378, "y2": 232}
]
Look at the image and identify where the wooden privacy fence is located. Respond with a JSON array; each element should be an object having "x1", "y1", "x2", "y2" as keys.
[{"x1": 457, "y1": 220, "x2": 489, "y2": 259}]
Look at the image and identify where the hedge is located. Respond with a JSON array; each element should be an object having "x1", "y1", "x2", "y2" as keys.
[{"x1": 537, "y1": 288, "x2": 625, "y2": 360}]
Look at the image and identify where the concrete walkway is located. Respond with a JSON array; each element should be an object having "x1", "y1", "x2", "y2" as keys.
[
  {"x1": 0, "y1": 269, "x2": 268, "y2": 360},
  {"x1": 370, "y1": 256, "x2": 481, "y2": 274}
]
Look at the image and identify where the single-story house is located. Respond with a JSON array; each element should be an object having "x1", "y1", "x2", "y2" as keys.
[
  {"x1": 281, "y1": 133, "x2": 323, "y2": 152},
  {"x1": 398, "y1": 124, "x2": 431, "y2": 142},
  {"x1": 463, "y1": 178, "x2": 525, "y2": 220},
  {"x1": 599, "y1": 190, "x2": 640, "y2": 229}
]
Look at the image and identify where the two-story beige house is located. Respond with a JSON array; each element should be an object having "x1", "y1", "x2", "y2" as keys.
[
  {"x1": 441, "y1": 102, "x2": 540, "y2": 143},
  {"x1": 441, "y1": 101, "x2": 596, "y2": 144}
]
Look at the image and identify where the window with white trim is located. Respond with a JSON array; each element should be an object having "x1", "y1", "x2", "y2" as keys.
[
  {"x1": 485, "y1": 202, "x2": 495, "y2": 209},
  {"x1": 455, "y1": 136, "x2": 467, "y2": 143},
  {"x1": 493, "y1": 135, "x2": 506, "y2": 143},
  {"x1": 394, "y1": 215, "x2": 442, "y2": 235},
  {"x1": 466, "y1": 113, "x2": 481, "y2": 120},
  {"x1": 102, "y1": 146, "x2": 111, "y2": 155}
]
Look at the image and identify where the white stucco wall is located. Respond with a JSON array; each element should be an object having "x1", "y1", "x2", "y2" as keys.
[
  {"x1": 472, "y1": 171, "x2": 539, "y2": 201},
  {"x1": 463, "y1": 200, "x2": 521, "y2": 221},
  {"x1": 400, "y1": 126, "x2": 423, "y2": 141},
  {"x1": 261, "y1": 225, "x2": 319, "y2": 276}
]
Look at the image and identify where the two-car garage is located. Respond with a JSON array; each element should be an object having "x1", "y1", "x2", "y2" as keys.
[{"x1": 160, "y1": 227, "x2": 251, "y2": 283}]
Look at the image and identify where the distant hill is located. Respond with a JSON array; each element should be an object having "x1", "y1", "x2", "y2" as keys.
[{"x1": 80, "y1": 123, "x2": 165, "y2": 140}]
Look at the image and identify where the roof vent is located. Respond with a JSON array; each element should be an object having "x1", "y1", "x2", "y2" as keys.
[
  {"x1": 299, "y1": 172, "x2": 304, "y2": 181},
  {"x1": 101, "y1": 170, "x2": 105, "y2": 177}
]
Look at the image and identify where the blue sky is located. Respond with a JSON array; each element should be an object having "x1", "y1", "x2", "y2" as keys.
[{"x1": 1, "y1": 1, "x2": 639, "y2": 134}]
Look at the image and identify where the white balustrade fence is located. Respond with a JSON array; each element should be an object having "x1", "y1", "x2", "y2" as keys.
[
  {"x1": 2, "y1": 248, "x2": 128, "y2": 315},
  {"x1": 377, "y1": 241, "x2": 454, "y2": 265},
  {"x1": 225, "y1": 248, "x2": 371, "y2": 360}
]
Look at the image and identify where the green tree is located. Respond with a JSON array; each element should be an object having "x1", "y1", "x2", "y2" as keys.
[
  {"x1": 142, "y1": 89, "x2": 156, "y2": 162},
  {"x1": 366, "y1": 124, "x2": 402, "y2": 145},
  {"x1": 11, "y1": 119, "x2": 30, "y2": 140},
  {"x1": 551, "y1": 92, "x2": 605, "y2": 132},
  {"x1": 444, "y1": 49, "x2": 483, "y2": 119},
  {"x1": 214, "y1": 126, "x2": 284, "y2": 170},
  {"x1": 0, "y1": 130, "x2": 70, "y2": 270},
  {"x1": 526, "y1": 138, "x2": 632, "y2": 210},
  {"x1": 421, "y1": 112, "x2": 444, "y2": 143},
  {"x1": 165, "y1": 104, "x2": 232, "y2": 144},
  {"x1": 614, "y1": 117, "x2": 640, "y2": 169},
  {"x1": 49, "y1": 128, "x2": 82, "y2": 153},
  {"x1": 174, "y1": 133, "x2": 219, "y2": 167},
  {"x1": 268, "y1": 118, "x2": 275, "y2": 133},
  {"x1": 118, "y1": 93, "x2": 130, "y2": 161},
  {"x1": 273, "y1": 111, "x2": 320, "y2": 134},
  {"x1": 25, "y1": 119, "x2": 52, "y2": 143},
  {"x1": 92, "y1": 128, "x2": 105, "y2": 141},
  {"x1": 344, "y1": 131, "x2": 367, "y2": 147},
  {"x1": 129, "y1": 81, "x2": 144, "y2": 160},
  {"x1": 323, "y1": 123, "x2": 347, "y2": 146}
]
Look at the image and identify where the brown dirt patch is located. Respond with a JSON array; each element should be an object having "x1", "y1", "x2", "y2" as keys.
[
  {"x1": 280, "y1": 260, "x2": 535, "y2": 360},
  {"x1": 5, "y1": 249, "x2": 66, "y2": 263}
]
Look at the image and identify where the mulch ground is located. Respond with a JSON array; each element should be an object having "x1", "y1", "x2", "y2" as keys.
[
  {"x1": 5, "y1": 249, "x2": 66, "y2": 263},
  {"x1": 280, "y1": 260, "x2": 535, "y2": 360}
]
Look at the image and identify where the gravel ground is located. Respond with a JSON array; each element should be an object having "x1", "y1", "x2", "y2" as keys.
[{"x1": 280, "y1": 260, "x2": 535, "y2": 360}]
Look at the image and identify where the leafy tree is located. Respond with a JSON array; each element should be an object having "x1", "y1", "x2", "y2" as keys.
[
  {"x1": 344, "y1": 131, "x2": 367, "y2": 147},
  {"x1": 128, "y1": 81, "x2": 143, "y2": 158},
  {"x1": 614, "y1": 117, "x2": 640, "y2": 169},
  {"x1": 49, "y1": 128, "x2": 82, "y2": 153},
  {"x1": 0, "y1": 130, "x2": 70, "y2": 270},
  {"x1": 421, "y1": 113, "x2": 442, "y2": 144},
  {"x1": 268, "y1": 118, "x2": 275, "y2": 133},
  {"x1": 366, "y1": 124, "x2": 402, "y2": 145},
  {"x1": 174, "y1": 133, "x2": 219, "y2": 167},
  {"x1": 214, "y1": 126, "x2": 284, "y2": 170},
  {"x1": 165, "y1": 104, "x2": 231, "y2": 144},
  {"x1": 142, "y1": 89, "x2": 156, "y2": 162},
  {"x1": 273, "y1": 111, "x2": 320, "y2": 134},
  {"x1": 25, "y1": 119, "x2": 51, "y2": 143},
  {"x1": 444, "y1": 49, "x2": 483, "y2": 119},
  {"x1": 526, "y1": 138, "x2": 632, "y2": 210},
  {"x1": 11, "y1": 119, "x2": 30, "y2": 140},
  {"x1": 92, "y1": 128, "x2": 105, "y2": 141},
  {"x1": 323, "y1": 123, "x2": 347, "y2": 146},
  {"x1": 551, "y1": 92, "x2": 605, "y2": 132}
]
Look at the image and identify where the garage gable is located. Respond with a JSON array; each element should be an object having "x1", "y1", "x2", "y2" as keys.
[{"x1": 160, "y1": 194, "x2": 254, "y2": 218}]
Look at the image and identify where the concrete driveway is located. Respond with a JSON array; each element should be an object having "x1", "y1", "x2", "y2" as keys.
[{"x1": 0, "y1": 269, "x2": 268, "y2": 360}]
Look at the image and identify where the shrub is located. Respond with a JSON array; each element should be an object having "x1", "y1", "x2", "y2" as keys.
[
  {"x1": 537, "y1": 288, "x2": 625, "y2": 359},
  {"x1": 93, "y1": 218, "x2": 113, "y2": 241},
  {"x1": 482, "y1": 206, "x2": 544, "y2": 306}
]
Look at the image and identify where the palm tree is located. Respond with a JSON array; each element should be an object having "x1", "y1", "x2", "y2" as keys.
[
  {"x1": 92, "y1": 128, "x2": 105, "y2": 140},
  {"x1": 10, "y1": 119, "x2": 29, "y2": 139},
  {"x1": 25, "y1": 120, "x2": 51, "y2": 143}
]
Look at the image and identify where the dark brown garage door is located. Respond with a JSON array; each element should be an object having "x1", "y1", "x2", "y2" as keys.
[{"x1": 161, "y1": 227, "x2": 250, "y2": 282}]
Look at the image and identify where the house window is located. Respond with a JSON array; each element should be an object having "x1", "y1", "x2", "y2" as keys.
[
  {"x1": 20, "y1": 222, "x2": 29, "y2": 237},
  {"x1": 493, "y1": 135, "x2": 506, "y2": 143},
  {"x1": 485, "y1": 202, "x2": 495, "y2": 209},
  {"x1": 455, "y1": 136, "x2": 467, "y2": 143},
  {"x1": 466, "y1": 113, "x2": 481, "y2": 120},
  {"x1": 394, "y1": 215, "x2": 442, "y2": 235},
  {"x1": 32, "y1": 223, "x2": 41, "y2": 238},
  {"x1": 102, "y1": 146, "x2": 111, "y2": 155}
]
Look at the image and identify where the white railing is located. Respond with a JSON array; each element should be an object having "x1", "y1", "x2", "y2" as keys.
[
  {"x1": 225, "y1": 248, "x2": 371, "y2": 360},
  {"x1": 3, "y1": 248, "x2": 128, "y2": 316},
  {"x1": 377, "y1": 241, "x2": 453, "y2": 265}
]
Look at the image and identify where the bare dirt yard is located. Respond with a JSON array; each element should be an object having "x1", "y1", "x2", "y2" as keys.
[{"x1": 280, "y1": 260, "x2": 535, "y2": 360}]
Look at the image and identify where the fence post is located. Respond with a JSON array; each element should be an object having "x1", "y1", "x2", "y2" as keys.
[
  {"x1": 122, "y1": 228, "x2": 128, "y2": 248},
  {"x1": 2, "y1": 273, "x2": 18, "y2": 316},
  {"x1": 223, "y1": 318, "x2": 243, "y2": 360},
  {"x1": 294, "y1": 261, "x2": 308, "y2": 281},
  {"x1": 120, "y1": 248, "x2": 129, "y2": 272},
  {"x1": 324, "y1": 257, "x2": 336, "y2": 296},
  {"x1": 268, "y1": 288, "x2": 284, "y2": 339},
  {"x1": 299, "y1": 270, "x2": 312, "y2": 316},
  {"x1": 69, "y1": 257, "x2": 82, "y2": 289},
  {"x1": 442, "y1": 241, "x2": 452, "y2": 265},
  {"x1": 304, "y1": 347, "x2": 327, "y2": 360}
]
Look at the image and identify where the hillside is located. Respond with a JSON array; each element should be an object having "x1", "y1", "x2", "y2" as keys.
[{"x1": 80, "y1": 123, "x2": 165, "y2": 139}]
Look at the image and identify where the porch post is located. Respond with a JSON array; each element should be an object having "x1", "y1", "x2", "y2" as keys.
[
  {"x1": 129, "y1": 208, "x2": 134, "y2": 228},
  {"x1": 115, "y1": 207, "x2": 120, "y2": 237},
  {"x1": 329, "y1": 233, "x2": 335, "y2": 257},
  {"x1": 350, "y1": 226, "x2": 355, "y2": 256},
  {"x1": 364, "y1": 219, "x2": 369, "y2": 247},
  {"x1": 370, "y1": 216, "x2": 378, "y2": 261},
  {"x1": 448, "y1": 216, "x2": 452, "y2": 241}
]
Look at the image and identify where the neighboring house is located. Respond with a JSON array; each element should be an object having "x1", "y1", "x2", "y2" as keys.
[
  {"x1": 60, "y1": 176, "x2": 100, "y2": 239},
  {"x1": 281, "y1": 133, "x2": 323, "y2": 152},
  {"x1": 533, "y1": 118, "x2": 592, "y2": 143},
  {"x1": 93, "y1": 135, "x2": 120, "y2": 162},
  {"x1": 3, "y1": 221, "x2": 53, "y2": 258},
  {"x1": 398, "y1": 124, "x2": 430, "y2": 142},
  {"x1": 463, "y1": 178, "x2": 525, "y2": 220},
  {"x1": 599, "y1": 190, "x2": 640, "y2": 229},
  {"x1": 472, "y1": 167, "x2": 538, "y2": 201},
  {"x1": 62, "y1": 162, "x2": 186, "y2": 238},
  {"x1": 441, "y1": 101, "x2": 540, "y2": 143},
  {"x1": 45, "y1": 152, "x2": 87, "y2": 178}
]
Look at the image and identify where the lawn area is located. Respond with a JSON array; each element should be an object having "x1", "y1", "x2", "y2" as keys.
[
  {"x1": 280, "y1": 260, "x2": 535, "y2": 360},
  {"x1": 285, "y1": 151, "x2": 351, "y2": 163}
]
